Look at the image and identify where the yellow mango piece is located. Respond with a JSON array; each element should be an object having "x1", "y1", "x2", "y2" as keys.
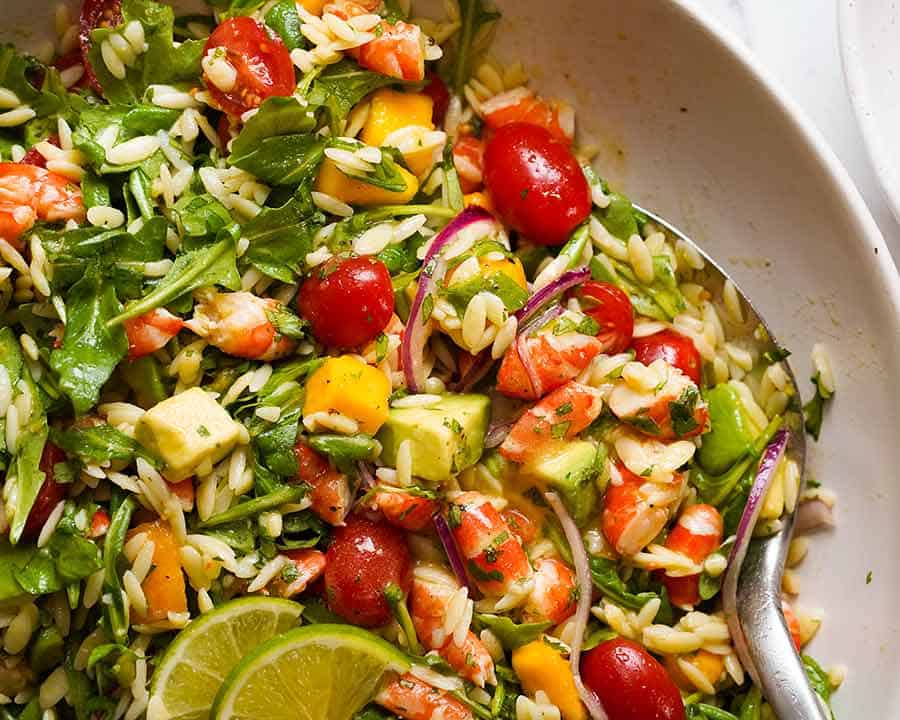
[
  {"x1": 481, "y1": 256, "x2": 528, "y2": 290},
  {"x1": 315, "y1": 159, "x2": 419, "y2": 207},
  {"x1": 361, "y1": 89, "x2": 434, "y2": 146},
  {"x1": 298, "y1": 0, "x2": 326, "y2": 14},
  {"x1": 665, "y1": 650, "x2": 725, "y2": 692},
  {"x1": 464, "y1": 191, "x2": 494, "y2": 213},
  {"x1": 512, "y1": 641, "x2": 587, "y2": 720},
  {"x1": 303, "y1": 356, "x2": 391, "y2": 434}
]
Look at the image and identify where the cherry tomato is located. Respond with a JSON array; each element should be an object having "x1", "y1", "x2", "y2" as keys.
[
  {"x1": 22, "y1": 443, "x2": 68, "y2": 539},
  {"x1": 90, "y1": 509, "x2": 110, "y2": 538},
  {"x1": 581, "y1": 638, "x2": 685, "y2": 720},
  {"x1": 53, "y1": 50, "x2": 88, "y2": 91},
  {"x1": 422, "y1": 73, "x2": 450, "y2": 126},
  {"x1": 298, "y1": 257, "x2": 394, "y2": 348},
  {"x1": 203, "y1": 17, "x2": 295, "y2": 116},
  {"x1": 577, "y1": 281, "x2": 634, "y2": 354},
  {"x1": 632, "y1": 329, "x2": 702, "y2": 385},
  {"x1": 324, "y1": 514, "x2": 411, "y2": 627},
  {"x1": 79, "y1": 0, "x2": 123, "y2": 95},
  {"x1": 483, "y1": 122, "x2": 591, "y2": 246}
]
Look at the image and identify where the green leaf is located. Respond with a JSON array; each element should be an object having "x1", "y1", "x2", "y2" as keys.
[
  {"x1": 440, "y1": 271, "x2": 528, "y2": 316},
  {"x1": 474, "y1": 614, "x2": 551, "y2": 650},
  {"x1": 242, "y1": 193, "x2": 323, "y2": 282},
  {"x1": 0, "y1": 45, "x2": 68, "y2": 118},
  {"x1": 109, "y1": 236, "x2": 240, "y2": 326},
  {"x1": 307, "y1": 59, "x2": 398, "y2": 132},
  {"x1": 199, "y1": 485, "x2": 308, "y2": 528},
  {"x1": 0, "y1": 540, "x2": 41, "y2": 601},
  {"x1": 265, "y1": 304, "x2": 308, "y2": 341},
  {"x1": 801, "y1": 655, "x2": 836, "y2": 719},
  {"x1": 595, "y1": 192, "x2": 638, "y2": 240},
  {"x1": 266, "y1": 0, "x2": 305, "y2": 50},
  {"x1": 254, "y1": 410, "x2": 301, "y2": 477},
  {"x1": 51, "y1": 266, "x2": 128, "y2": 414},
  {"x1": 103, "y1": 497, "x2": 136, "y2": 643},
  {"x1": 589, "y1": 254, "x2": 685, "y2": 321},
  {"x1": 173, "y1": 193, "x2": 234, "y2": 238},
  {"x1": 443, "y1": 0, "x2": 500, "y2": 93},
  {"x1": 205, "y1": 519, "x2": 257, "y2": 553},
  {"x1": 589, "y1": 556, "x2": 668, "y2": 617},
  {"x1": 669, "y1": 385, "x2": 701, "y2": 437},
  {"x1": 278, "y1": 511, "x2": 327, "y2": 550},
  {"x1": 87, "y1": 0, "x2": 204, "y2": 104},
  {"x1": 803, "y1": 373, "x2": 832, "y2": 441},
  {"x1": 307, "y1": 434, "x2": 379, "y2": 462},
  {"x1": 50, "y1": 424, "x2": 141, "y2": 463},
  {"x1": 8, "y1": 376, "x2": 49, "y2": 545}
]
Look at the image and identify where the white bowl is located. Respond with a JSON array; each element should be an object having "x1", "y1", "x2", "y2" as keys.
[
  {"x1": 5, "y1": 0, "x2": 900, "y2": 714},
  {"x1": 839, "y1": 0, "x2": 900, "y2": 224}
]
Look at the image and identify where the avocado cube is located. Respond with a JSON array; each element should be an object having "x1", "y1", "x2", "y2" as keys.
[
  {"x1": 135, "y1": 387, "x2": 243, "y2": 481},
  {"x1": 377, "y1": 393, "x2": 491, "y2": 483},
  {"x1": 521, "y1": 440, "x2": 600, "y2": 526}
]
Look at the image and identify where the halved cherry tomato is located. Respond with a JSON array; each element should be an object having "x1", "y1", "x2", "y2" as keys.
[
  {"x1": 124, "y1": 308, "x2": 185, "y2": 359},
  {"x1": 79, "y1": 0, "x2": 123, "y2": 95},
  {"x1": 90, "y1": 509, "x2": 110, "y2": 538},
  {"x1": 53, "y1": 50, "x2": 88, "y2": 91},
  {"x1": 453, "y1": 135, "x2": 485, "y2": 194},
  {"x1": 580, "y1": 638, "x2": 685, "y2": 720},
  {"x1": 20, "y1": 135, "x2": 59, "y2": 169},
  {"x1": 293, "y1": 441, "x2": 352, "y2": 525},
  {"x1": 298, "y1": 257, "x2": 394, "y2": 348},
  {"x1": 22, "y1": 443, "x2": 68, "y2": 539},
  {"x1": 577, "y1": 281, "x2": 634, "y2": 354},
  {"x1": 203, "y1": 17, "x2": 295, "y2": 117},
  {"x1": 323, "y1": 514, "x2": 411, "y2": 627},
  {"x1": 483, "y1": 122, "x2": 591, "y2": 246},
  {"x1": 782, "y1": 600, "x2": 803, "y2": 651},
  {"x1": 354, "y1": 21, "x2": 426, "y2": 82},
  {"x1": 0, "y1": 163, "x2": 85, "y2": 249},
  {"x1": 422, "y1": 73, "x2": 450, "y2": 126},
  {"x1": 632, "y1": 329, "x2": 702, "y2": 385}
]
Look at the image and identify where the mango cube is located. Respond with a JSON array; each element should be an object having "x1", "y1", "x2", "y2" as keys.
[{"x1": 303, "y1": 356, "x2": 391, "y2": 434}]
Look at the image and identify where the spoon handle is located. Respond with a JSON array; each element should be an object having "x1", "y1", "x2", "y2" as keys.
[{"x1": 735, "y1": 533, "x2": 831, "y2": 720}]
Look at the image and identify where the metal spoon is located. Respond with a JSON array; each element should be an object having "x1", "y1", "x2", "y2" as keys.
[{"x1": 633, "y1": 204, "x2": 829, "y2": 720}]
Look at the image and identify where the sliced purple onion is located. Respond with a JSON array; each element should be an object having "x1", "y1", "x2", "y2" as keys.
[
  {"x1": 796, "y1": 498, "x2": 835, "y2": 533},
  {"x1": 722, "y1": 429, "x2": 790, "y2": 663},
  {"x1": 402, "y1": 207, "x2": 496, "y2": 392},
  {"x1": 515, "y1": 303, "x2": 566, "y2": 398},
  {"x1": 449, "y1": 349, "x2": 493, "y2": 392},
  {"x1": 515, "y1": 266, "x2": 591, "y2": 327},
  {"x1": 544, "y1": 491, "x2": 609, "y2": 720},
  {"x1": 357, "y1": 461, "x2": 376, "y2": 490},
  {"x1": 484, "y1": 420, "x2": 514, "y2": 449},
  {"x1": 433, "y1": 512, "x2": 477, "y2": 596}
]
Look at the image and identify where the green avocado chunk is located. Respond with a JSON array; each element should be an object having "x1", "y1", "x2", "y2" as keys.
[
  {"x1": 377, "y1": 393, "x2": 491, "y2": 483},
  {"x1": 521, "y1": 440, "x2": 599, "y2": 526},
  {"x1": 698, "y1": 383, "x2": 757, "y2": 475}
]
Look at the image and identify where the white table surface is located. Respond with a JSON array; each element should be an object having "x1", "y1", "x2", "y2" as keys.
[{"x1": 695, "y1": 0, "x2": 900, "y2": 264}]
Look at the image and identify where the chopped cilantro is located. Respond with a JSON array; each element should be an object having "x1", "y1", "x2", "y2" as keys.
[
  {"x1": 669, "y1": 385, "x2": 700, "y2": 437},
  {"x1": 196, "y1": 425, "x2": 210, "y2": 437},
  {"x1": 447, "y1": 503, "x2": 463, "y2": 529},
  {"x1": 763, "y1": 346, "x2": 792, "y2": 364},
  {"x1": 866, "y1": 570, "x2": 873, "y2": 585},
  {"x1": 550, "y1": 421, "x2": 571, "y2": 439},
  {"x1": 555, "y1": 402, "x2": 573, "y2": 416},
  {"x1": 421, "y1": 294, "x2": 434, "y2": 324},
  {"x1": 374, "y1": 332, "x2": 389, "y2": 363}
]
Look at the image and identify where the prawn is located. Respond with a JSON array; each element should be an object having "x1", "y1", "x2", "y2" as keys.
[
  {"x1": 0, "y1": 163, "x2": 84, "y2": 249},
  {"x1": 376, "y1": 674, "x2": 473, "y2": 720},
  {"x1": 371, "y1": 488, "x2": 439, "y2": 532},
  {"x1": 124, "y1": 308, "x2": 185, "y2": 359},
  {"x1": 293, "y1": 441, "x2": 352, "y2": 526},
  {"x1": 267, "y1": 549, "x2": 327, "y2": 598},
  {"x1": 521, "y1": 557, "x2": 578, "y2": 625}
]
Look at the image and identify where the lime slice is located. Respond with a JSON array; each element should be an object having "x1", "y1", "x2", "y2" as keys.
[
  {"x1": 212, "y1": 624, "x2": 411, "y2": 720},
  {"x1": 148, "y1": 597, "x2": 303, "y2": 720}
]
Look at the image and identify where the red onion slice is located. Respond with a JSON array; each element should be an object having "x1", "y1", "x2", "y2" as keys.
[
  {"x1": 515, "y1": 266, "x2": 591, "y2": 327},
  {"x1": 433, "y1": 512, "x2": 477, "y2": 596},
  {"x1": 796, "y1": 498, "x2": 834, "y2": 533},
  {"x1": 356, "y1": 461, "x2": 376, "y2": 490},
  {"x1": 449, "y1": 349, "x2": 493, "y2": 392},
  {"x1": 545, "y1": 491, "x2": 609, "y2": 720},
  {"x1": 402, "y1": 207, "x2": 496, "y2": 392}
]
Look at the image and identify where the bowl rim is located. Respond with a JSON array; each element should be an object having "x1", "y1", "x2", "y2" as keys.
[
  {"x1": 667, "y1": 0, "x2": 900, "y2": 309},
  {"x1": 837, "y1": 0, "x2": 900, "y2": 227}
]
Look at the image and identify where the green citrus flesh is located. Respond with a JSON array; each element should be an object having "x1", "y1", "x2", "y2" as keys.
[
  {"x1": 212, "y1": 624, "x2": 411, "y2": 720},
  {"x1": 147, "y1": 597, "x2": 303, "y2": 720}
]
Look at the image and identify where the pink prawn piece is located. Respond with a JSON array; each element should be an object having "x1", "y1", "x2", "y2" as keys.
[
  {"x1": 521, "y1": 557, "x2": 578, "y2": 626},
  {"x1": 410, "y1": 565, "x2": 496, "y2": 687},
  {"x1": 376, "y1": 674, "x2": 473, "y2": 720}
]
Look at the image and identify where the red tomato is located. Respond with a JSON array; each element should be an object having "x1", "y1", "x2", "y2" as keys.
[
  {"x1": 79, "y1": 0, "x2": 123, "y2": 94},
  {"x1": 20, "y1": 135, "x2": 59, "y2": 169},
  {"x1": 577, "y1": 281, "x2": 634, "y2": 354},
  {"x1": 124, "y1": 308, "x2": 185, "y2": 359},
  {"x1": 483, "y1": 123, "x2": 591, "y2": 246},
  {"x1": 22, "y1": 443, "x2": 68, "y2": 539},
  {"x1": 90, "y1": 509, "x2": 110, "y2": 538},
  {"x1": 632, "y1": 329, "x2": 702, "y2": 385},
  {"x1": 581, "y1": 638, "x2": 685, "y2": 720},
  {"x1": 298, "y1": 257, "x2": 394, "y2": 348},
  {"x1": 422, "y1": 73, "x2": 450, "y2": 126},
  {"x1": 324, "y1": 514, "x2": 411, "y2": 627},
  {"x1": 203, "y1": 17, "x2": 295, "y2": 116}
]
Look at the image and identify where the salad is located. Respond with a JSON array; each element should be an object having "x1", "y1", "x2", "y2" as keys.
[{"x1": 0, "y1": 0, "x2": 841, "y2": 719}]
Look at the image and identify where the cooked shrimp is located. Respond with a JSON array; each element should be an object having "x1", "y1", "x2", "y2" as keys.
[
  {"x1": 452, "y1": 135, "x2": 485, "y2": 194},
  {"x1": 521, "y1": 557, "x2": 578, "y2": 625},
  {"x1": 660, "y1": 504, "x2": 723, "y2": 607},
  {"x1": 601, "y1": 462, "x2": 685, "y2": 557},
  {"x1": 376, "y1": 674, "x2": 473, "y2": 720},
  {"x1": 267, "y1": 549, "x2": 327, "y2": 598},
  {"x1": 372, "y1": 489, "x2": 439, "y2": 532},
  {"x1": 0, "y1": 163, "x2": 84, "y2": 248},
  {"x1": 293, "y1": 441, "x2": 352, "y2": 526},
  {"x1": 185, "y1": 290, "x2": 297, "y2": 361},
  {"x1": 353, "y1": 21, "x2": 427, "y2": 81},
  {"x1": 481, "y1": 88, "x2": 571, "y2": 145},
  {"x1": 124, "y1": 308, "x2": 185, "y2": 359},
  {"x1": 499, "y1": 381, "x2": 604, "y2": 463},
  {"x1": 410, "y1": 564, "x2": 496, "y2": 687},
  {"x1": 446, "y1": 491, "x2": 534, "y2": 601}
]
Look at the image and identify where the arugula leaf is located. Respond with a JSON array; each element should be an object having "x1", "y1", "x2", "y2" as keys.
[
  {"x1": 279, "y1": 511, "x2": 327, "y2": 550},
  {"x1": 474, "y1": 614, "x2": 551, "y2": 650},
  {"x1": 87, "y1": 0, "x2": 204, "y2": 104},
  {"x1": 233, "y1": 133, "x2": 327, "y2": 187},
  {"x1": 595, "y1": 192, "x2": 639, "y2": 240},
  {"x1": 440, "y1": 271, "x2": 528, "y2": 316},
  {"x1": 0, "y1": 540, "x2": 42, "y2": 600},
  {"x1": 440, "y1": 143, "x2": 464, "y2": 211},
  {"x1": 590, "y1": 253, "x2": 686, "y2": 321},
  {"x1": 103, "y1": 497, "x2": 136, "y2": 643},
  {"x1": 444, "y1": 0, "x2": 500, "y2": 93},
  {"x1": 242, "y1": 192, "x2": 323, "y2": 282},
  {"x1": 50, "y1": 424, "x2": 141, "y2": 463},
  {"x1": 254, "y1": 410, "x2": 301, "y2": 477},
  {"x1": 7, "y1": 378, "x2": 49, "y2": 545},
  {"x1": 0, "y1": 45, "x2": 68, "y2": 118},
  {"x1": 14, "y1": 533, "x2": 103, "y2": 595},
  {"x1": 205, "y1": 519, "x2": 257, "y2": 553},
  {"x1": 266, "y1": 305, "x2": 308, "y2": 341},
  {"x1": 670, "y1": 385, "x2": 701, "y2": 437},
  {"x1": 589, "y1": 556, "x2": 671, "y2": 621},
  {"x1": 802, "y1": 655, "x2": 837, "y2": 719},
  {"x1": 109, "y1": 236, "x2": 240, "y2": 325},
  {"x1": 266, "y1": 0, "x2": 305, "y2": 50},
  {"x1": 199, "y1": 486, "x2": 308, "y2": 528},
  {"x1": 174, "y1": 193, "x2": 234, "y2": 238},
  {"x1": 307, "y1": 59, "x2": 398, "y2": 132},
  {"x1": 803, "y1": 373, "x2": 832, "y2": 441},
  {"x1": 51, "y1": 266, "x2": 128, "y2": 415},
  {"x1": 308, "y1": 434, "x2": 379, "y2": 463}
]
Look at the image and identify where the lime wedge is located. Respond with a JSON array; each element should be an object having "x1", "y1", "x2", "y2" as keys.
[
  {"x1": 148, "y1": 597, "x2": 303, "y2": 720},
  {"x1": 212, "y1": 624, "x2": 411, "y2": 720}
]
